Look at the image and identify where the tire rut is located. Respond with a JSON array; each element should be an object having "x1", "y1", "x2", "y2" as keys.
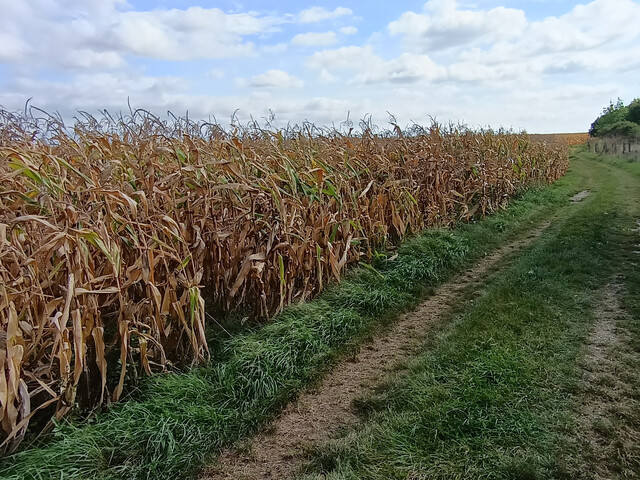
[
  {"x1": 572, "y1": 281, "x2": 640, "y2": 479},
  {"x1": 202, "y1": 221, "x2": 552, "y2": 480}
]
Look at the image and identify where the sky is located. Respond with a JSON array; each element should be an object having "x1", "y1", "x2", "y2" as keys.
[{"x1": 0, "y1": 0, "x2": 639, "y2": 133}]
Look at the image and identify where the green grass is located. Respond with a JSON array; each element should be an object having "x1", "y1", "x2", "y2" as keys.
[
  {"x1": 0, "y1": 175, "x2": 578, "y2": 480},
  {"x1": 299, "y1": 149, "x2": 640, "y2": 480}
]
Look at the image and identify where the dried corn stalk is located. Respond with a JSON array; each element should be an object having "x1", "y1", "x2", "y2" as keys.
[{"x1": 0, "y1": 108, "x2": 569, "y2": 452}]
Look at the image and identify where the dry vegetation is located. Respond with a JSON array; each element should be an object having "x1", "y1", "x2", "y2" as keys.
[
  {"x1": 0, "y1": 108, "x2": 568, "y2": 452},
  {"x1": 529, "y1": 133, "x2": 589, "y2": 146}
]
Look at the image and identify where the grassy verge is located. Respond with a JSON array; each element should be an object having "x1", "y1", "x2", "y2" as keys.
[
  {"x1": 0, "y1": 176, "x2": 578, "y2": 480},
  {"x1": 299, "y1": 150, "x2": 639, "y2": 479}
]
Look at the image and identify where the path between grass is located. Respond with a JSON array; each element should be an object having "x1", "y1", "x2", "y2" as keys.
[
  {"x1": 204, "y1": 222, "x2": 553, "y2": 479},
  {"x1": 565, "y1": 152, "x2": 640, "y2": 479},
  {"x1": 571, "y1": 281, "x2": 639, "y2": 479}
]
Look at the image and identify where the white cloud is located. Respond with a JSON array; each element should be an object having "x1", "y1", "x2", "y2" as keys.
[
  {"x1": 307, "y1": 46, "x2": 446, "y2": 85},
  {"x1": 356, "y1": 53, "x2": 447, "y2": 85},
  {"x1": 292, "y1": 31, "x2": 338, "y2": 47},
  {"x1": 0, "y1": 2, "x2": 285, "y2": 68},
  {"x1": 298, "y1": 6, "x2": 353, "y2": 24},
  {"x1": 524, "y1": 0, "x2": 640, "y2": 55},
  {"x1": 207, "y1": 69, "x2": 225, "y2": 79},
  {"x1": 447, "y1": 61, "x2": 515, "y2": 83},
  {"x1": 389, "y1": 0, "x2": 527, "y2": 51},
  {"x1": 307, "y1": 46, "x2": 377, "y2": 72},
  {"x1": 2, "y1": 72, "x2": 188, "y2": 114},
  {"x1": 300, "y1": 97, "x2": 355, "y2": 116},
  {"x1": 1, "y1": 0, "x2": 639, "y2": 135},
  {"x1": 340, "y1": 26, "x2": 358, "y2": 35},
  {"x1": 380, "y1": 0, "x2": 640, "y2": 90},
  {"x1": 260, "y1": 43, "x2": 289, "y2": 54},
  {"x1": 58, "y1": 50, "x2": 126, "y2": 70},
  {"x1": 319, "y1": 69, "x2": 338, "y2": 83},
  {"x1": 444, "y1": 0, "x2": 640, "y2": 85},
  {"x1": 248, "y1": 70, "x2": 304, "y2": 89},
  {"x1": 0, "y1": 32, "x2": 31, "y2": 62},
  {"x1": 107, "y1": 8, "x2": 282, "y2": 61}
]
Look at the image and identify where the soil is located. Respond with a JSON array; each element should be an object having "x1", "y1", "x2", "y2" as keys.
[
  {"x1": 570, "y1": 190, "x2": 591, "y2": 202},
  {"x1": 201, "y1": 221, "x2": 552, "y2": 480}
]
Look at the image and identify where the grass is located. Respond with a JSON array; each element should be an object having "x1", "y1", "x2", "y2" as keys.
[
  {"x1": 298, "y1": 148, "x2": 640, "y2": 479},
  {"x1": 0, "y1": 171, "x2": 576, "y2": 480}
]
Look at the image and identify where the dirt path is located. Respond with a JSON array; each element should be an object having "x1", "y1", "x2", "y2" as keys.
[
  {"x1": 202, "y1": 221, "x2": 552, "y2": 480},
  {"x1": 573, "y1": 281, "x2": 640, "y2": 479}
]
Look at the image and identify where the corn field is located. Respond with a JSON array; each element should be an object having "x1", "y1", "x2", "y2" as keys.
[
  {"x1": 0, "y1": 108, "x2": 569, "y2": 452},
  {"x1": 529, "y1": 132, "x2": 588, "y2": 146}
]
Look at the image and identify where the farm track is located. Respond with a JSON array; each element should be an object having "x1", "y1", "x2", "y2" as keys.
[
  {"x1": 573, "y1": 281, "x2": 640, "y2": 479},
  {"x1": 203, "y1": 220, "x2": 553, "y2": 480},
  {"x1": 567, "y1": 158, "x2": 640, "y2": 479}
]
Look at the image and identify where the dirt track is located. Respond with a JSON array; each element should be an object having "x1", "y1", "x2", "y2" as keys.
[
  {"x1": 203, "y1": 221, "x2": 552, "y2": 480},
  {"x1": 573, "y1": 281, "x2": 640, "y2": 479}
]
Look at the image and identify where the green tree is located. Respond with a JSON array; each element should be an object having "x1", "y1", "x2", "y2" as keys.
[
  {"x1": 589, "y1": 98, "x2": 628, "y2": 137},
  {"x1": 627, "y1": 98, "x2": 640, "y2": 125},
  {"x1": 589, "y1": 98, "x2": 640, "y2": 139}
]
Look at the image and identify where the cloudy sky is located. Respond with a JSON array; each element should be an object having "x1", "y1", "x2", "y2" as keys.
[{"x1": 1, "y1": 0, "x2": 639, "y2": 132}]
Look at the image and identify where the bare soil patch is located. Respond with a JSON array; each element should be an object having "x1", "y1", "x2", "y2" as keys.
[
  {"x1": 571, "y1": 190, "x2": 591, "y2": 203},
  {"x1": 202, "y1": 222, "x2": 551, "y2": 480}
]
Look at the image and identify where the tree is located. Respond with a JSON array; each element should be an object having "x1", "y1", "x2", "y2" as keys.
[
  {"x1": 627, "y1": 98, "x2": 640, "y2": 125},
  {"x1": 589, "y1": 98, "x2": 640, "y2": 139}
]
